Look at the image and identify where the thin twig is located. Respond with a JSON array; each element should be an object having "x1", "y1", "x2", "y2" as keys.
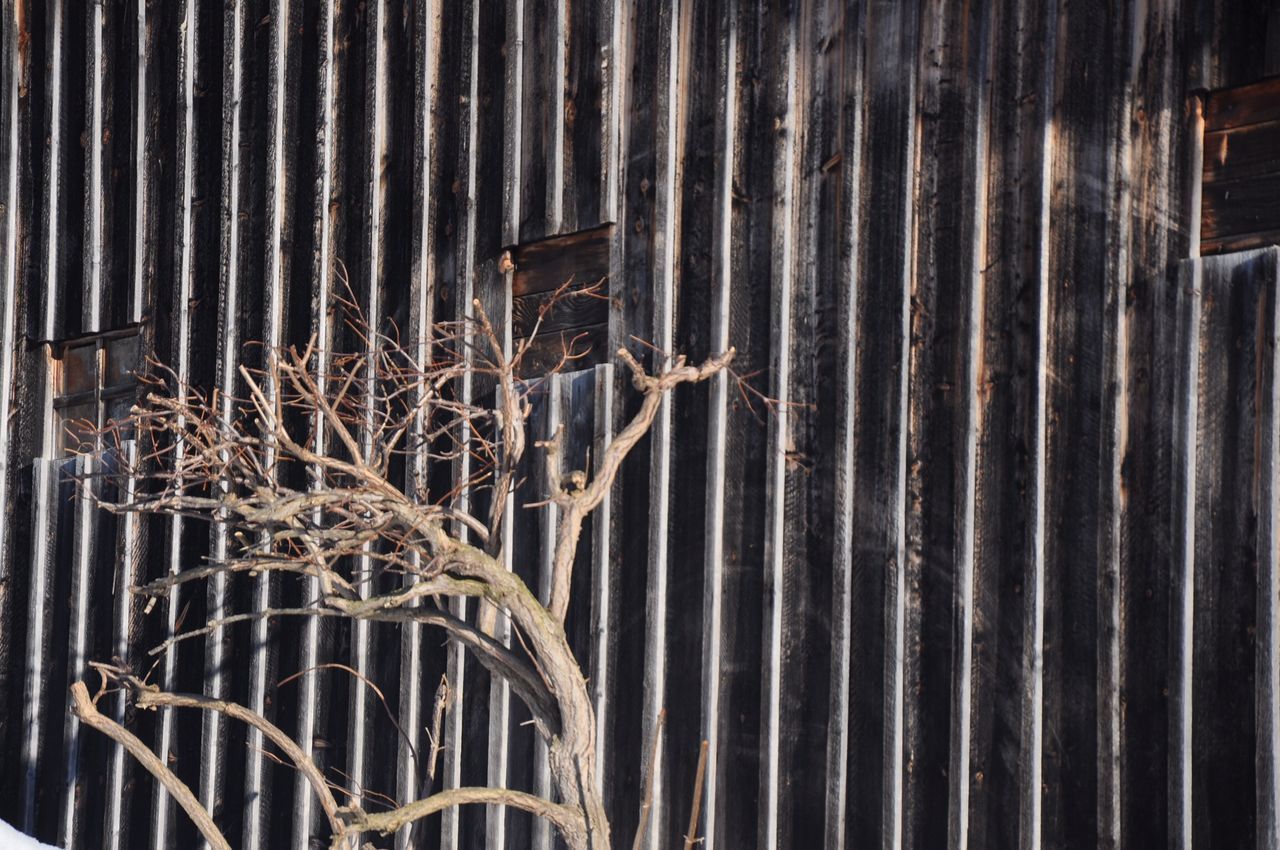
[
  {"x1": 631, "y1": 709, "x2": 667, "y2": 850},
  {"x1": 407, "y1": 674, "x2": 452, "y2": 848},
  {"x1": 425, "y1": 675, "x2": 451, "y2": 789},
  {"x1": 683, "y1": 740, "x2": 709, "y2": 850}
]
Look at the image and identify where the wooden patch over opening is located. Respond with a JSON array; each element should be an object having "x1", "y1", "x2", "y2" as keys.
[
  {"x1": 1202, "y1": 78, "x2": 1280, "y2": 255},
  {"x1": 506, "y1": 223, "x2": 614, "y2": 376}
]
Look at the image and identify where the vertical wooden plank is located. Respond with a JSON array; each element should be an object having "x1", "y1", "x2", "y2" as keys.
[
  {"x1": 1257, "y1": 248, "x2": 1280, "y2": 850},
  {"x1": 759, "y1": 2, "x2": 801, "y2": 847},
  {"x1": 105, "y1": 441, "x2": 144, "y2": 850},
  {"x1": 638, "y1": 0, "x2": 690, "y2": 845},
  {"x1": 839, "y1": 1, "x2": 921, "y2": 847},
  {"x1": 604, "y1": 0, "x2": 662, "y2": 833},
  {"x1": 699, "y1": 1, "x2": 738, "y2": 846},
  {"x1": 590, "y1": 361, "x2": 615, "y2": 795},
  {"x1": 1038, "y1": 0, "x2": 1131, "y2": 845},
  {"x1": 694, "y1": 4, "x2": 774, "y2": 846},
  {"x1": 594, "y1": 0, "x2": 625, "y2": 824},
  {"x1": 0, "y1": 0, "x2": 24, "y2": 610},
  {"x1": 57, "y1": 454, "x2": 99, "y2": 848},
  {"x1": 241, "y1": 1, "x2": 297, "y2": 843},
  {"x1": 151, "y1": 1, "x2": 201, "y2": 844},
  {"x1": 662, "y1": 6, "x2": 718, "y2": 844},
  {"x1": 396, "y1": 0, "x2": 442, "y2": 846},
  {"x1": 1188, "y1": 250, "x2": 1268, "y2": 849},
  {"x1": 294, "y1": 2, "x2": 344, "y2": 844},
  {"x1": 532, "y1": 375, "x2": 563, "y2": 850},
  {"x1": 824, "y1": 3, "x2": 868, "y2": 849},
  {"x1": 599, "y1": 0, "x2": 624, "y2": 226},
  {"x1": 960, "y1": 1, "x2": 1052, "y2": 846},
  {"x1": 1096, "y1": 0, "x2": 1136, "y2": 842},
  {"x1": 38, "y1": 0, "x2": 65, "y2": 341},
  {"x1": 740, "y1": 0, "x2": 836, "y2": 846},
  {"x1": 1119, "y1": 3, "x2": 1189, "y2": 846},
  {"x1": 906, "y1": 1, "x2": 994, "y2": 848},
  {"x1": 440, "y1": 2, "x2": 481, "y2": 845},
  {"x1": 1170, "y1": 256, "x2": 1200, "y2": 850},
  {"x1": 562, "y1": 0, "x2": 601, "y2": 230},
  {"x1": 20, "y1": 457, "x2": 58, "y2": 834},
  {"x1": 128, "y1": 0, "x2": 152, "y2": 323},
  {"x1": 547, "y1": 0, "x2": 566, "y2": 233},
  {"x1": 0, "y1": 0, "x2": 30, "y2": 827},
  {"x1": 82, "y1": 0, "x2": 106, "y2": 332},
  {"x1": 460, "y1": 3, "x2": 509, "y2": 836},
  {"x1": 887, "y1": 5, "x2": 919, "y2": 847},
  {"x1": 1019, "y1": 0, "x2": 1056, "y2": 842},
  {"x1": 1112, "y1": 252, "x2": 1181, "y2": 849},
  {"x1": 199, "y1": 0, "x2": 249, "y2": 832},
  {"x1": 485, "y1": 2, "x2": 521, "y2": 846},
  {"x1": 348, "y1": 0, "x2": 390, "y2": 814}
]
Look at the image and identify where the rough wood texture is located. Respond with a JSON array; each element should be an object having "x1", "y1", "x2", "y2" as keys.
[
  {"x1": 0, "y1": 1, "x2": 1274, "y2": 849},
  {"x1": 1173, "y1": 248, "x2": 1280, "y2": 849},
  {"x1": 510, "y1": 223, "x2": 614, "y2": 297},
  {"x1": 1204, "y1": 77, "x2": 1280, "y2": 129},
  {"x1": 1201, "y1": 78, "x2": 1280, "y2": 254}
]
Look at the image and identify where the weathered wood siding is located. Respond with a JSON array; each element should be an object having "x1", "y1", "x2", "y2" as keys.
[
  {"x1": 1201, "y1": 78, "x2": 1280, "y2": 254},
  {"x1": 1, "y1": 1, "x2": 1279, "y2": 849}
]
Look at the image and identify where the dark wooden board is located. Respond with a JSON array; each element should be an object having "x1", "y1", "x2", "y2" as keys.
[
  {"x1": 1182, "y1": 250, "x2": 1271, "y2": 849},
  {"x1": 1204, "y1": 227, "x2": 1280, "y2": 255},
  {"x1": 511, "y1": 287, "x2": 609, "y2": 337},
  {"x1": 907, "y1": 0, "x2": 992, "y2": 847},
  {"x1": 1203, "y1": 121, "x2": 1280, "y2": 183},
  {"x1": 1205, "y1": 76, "x2": 1280, "y2": 130},
  {"x1": 1, "y1": 0, "x2": 1272, "y2": 847},
  {"x1": 514, "y1": 323, "x2": 608, "y2": 377},
  {"x1": 1202, "y1": 172, "x2": 1280, "y2": 242},
  {"x1": 509, "y1": 222, "x2": 614, "y2": 297}
]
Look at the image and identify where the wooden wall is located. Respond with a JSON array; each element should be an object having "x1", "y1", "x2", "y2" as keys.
[{"x1": 1, "y1": 1, "x2": 1279, "y2": 848}]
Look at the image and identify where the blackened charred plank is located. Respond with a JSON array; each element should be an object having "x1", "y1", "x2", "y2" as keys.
[
  {"x1": 515, "y1": 323, "x2": 609, "y2": 378},
  {"x1": 1201, "y1": 173, "x2": 1280, "y2": 247},
  {"x1": 509, "y1": 222, "x2": 614, "y2": 298},
  {"x1": 512, "y1": 287, "x2": 610, "y2": 336},
  {"x1": 1202, "y1": 121, "x2": 1280, "y2": 183},
  {"x1": 1204, "y1": 77, "x2": 1280, "y2": 130}
]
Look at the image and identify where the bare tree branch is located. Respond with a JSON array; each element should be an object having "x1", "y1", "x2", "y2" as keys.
[
  {"x1": 341, "y1": 787, "x2": 586, "y2": 848},
  {"x1": 79, "y1": 296, "x2": 737, "y2": 850},
  {"x1": 114, "y1": 672, "x2": 346, "y2": 840},
  {"x1": 546, "y1": 347, "x2": 735, "y2": 621},
  {"x1": 70, "y1": 681, "x2": 232, "y2": 850}
]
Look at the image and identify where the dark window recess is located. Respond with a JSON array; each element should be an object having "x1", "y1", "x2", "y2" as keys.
[
  {"x1": 506, "y1": 223, "x2": 614, "y2": 377},
  {"x1": 51, "y1": 328, "x2": 143, "y2": 455},
  {"x1": 1202, "y1": 77, "x2": 1280, "y2": 255}
]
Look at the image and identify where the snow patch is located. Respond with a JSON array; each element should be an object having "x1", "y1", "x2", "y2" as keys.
[{"x1": 0, "y1": 819, "x2": 61, "y2": 850}]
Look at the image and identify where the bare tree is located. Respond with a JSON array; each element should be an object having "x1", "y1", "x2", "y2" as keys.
[{"x1": 72, "y1": 290, "x2": 733, "y2": 850}]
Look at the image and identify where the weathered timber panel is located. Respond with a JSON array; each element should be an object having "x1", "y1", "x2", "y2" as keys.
[
  {"x1": 0, "y1": 2, "x2": 1277, "y2": 850},
  {"x1": 1201, "y1": 77, "x2": 1280, "y2": 254}
]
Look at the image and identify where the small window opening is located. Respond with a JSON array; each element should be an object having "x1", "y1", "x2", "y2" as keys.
[{"x1": 51, "y1": 327, "x2": 143, "y2": 455}]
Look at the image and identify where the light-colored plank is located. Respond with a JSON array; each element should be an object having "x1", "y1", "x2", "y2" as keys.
[
  {"x1": 700, "y1": 1, "x2": 739, "y2": 846},
  {"x1": 294, "y1": 0, "x2": 342, "y2": 843},
  {"x1": 58, "y1": 454, "x2": 99, "y2": 848},
  {"x1": 350, "y1": 0, "x2": 391, "y2": 812},
  {"x1": 83, "y1": 0, "x2": 106, "y2": 332},
  {"x1": 152, "y1": 3, "x2": 200, "y2": 843},
  {"x1": 21, "y1": 458, "x2": 59, "y2": 832},
  {"x1": 39, "y1": 0, "x2": 65, "y2": 341},
  {"x1": 201, "y1": 0, "x2": 249, "y2": 829}
]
